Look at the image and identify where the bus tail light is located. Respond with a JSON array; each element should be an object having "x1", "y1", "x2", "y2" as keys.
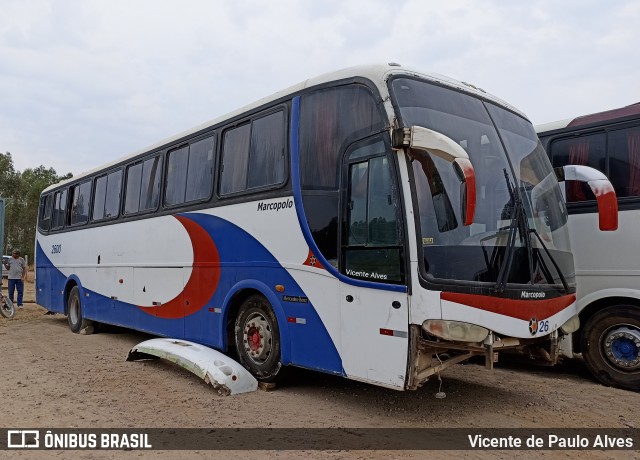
[{"x1": 422, "y1": 319, "x2": 489, "y2": 343}]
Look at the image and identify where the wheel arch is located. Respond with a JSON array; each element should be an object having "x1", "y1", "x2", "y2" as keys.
[
  {"x1": 62, "y1": 275, "x2": 82, "y2": 316},
  {"x1": 220, "y1": 279, "x2": 291, "y2": 365},
  {"x1": 574, "y1": 295, "x2": 640, "y2": 353}
]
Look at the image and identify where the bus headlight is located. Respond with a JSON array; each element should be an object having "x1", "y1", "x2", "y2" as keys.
[
  {"x1": 560, "y1": 315, "x2": 580, "y2": 335},
  {"x1": 422, "y1": 320, "x2": 489, "y2": 343}
]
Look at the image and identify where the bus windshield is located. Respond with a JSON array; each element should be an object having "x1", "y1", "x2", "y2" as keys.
[{"x1": 391, "y1": 78, "x2": 574, "y2": 288}]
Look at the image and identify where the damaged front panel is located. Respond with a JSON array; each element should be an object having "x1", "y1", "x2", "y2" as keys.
[{"x1": 127, "y1": 338, "x2": 258, "y2": 396}]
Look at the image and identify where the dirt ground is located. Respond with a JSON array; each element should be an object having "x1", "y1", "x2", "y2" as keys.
[{"x1": 1, "y1": 276, "x2": 638, "y2": 459}]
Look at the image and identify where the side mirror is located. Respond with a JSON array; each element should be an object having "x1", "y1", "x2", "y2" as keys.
[
  {"x1": 554, "y1": 165, "x2": 618, "y2": 231},
  {"x1": 393, "y1": 126, "x2": 476, "y2": 225}
]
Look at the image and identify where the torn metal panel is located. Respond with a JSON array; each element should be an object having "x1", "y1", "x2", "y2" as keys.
[{"x1": 127, "y1": 338, "x2": 257, "y2": 396}]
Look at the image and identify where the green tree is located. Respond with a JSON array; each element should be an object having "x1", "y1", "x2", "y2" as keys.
[
  {"x1": 0, "y1": 152, "x2": 71, "y2": 262},
  {"x1": 0, "y1": 152, "x2": 20, "y2": 199}
]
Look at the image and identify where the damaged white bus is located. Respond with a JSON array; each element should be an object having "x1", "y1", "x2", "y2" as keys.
[{"x1": 36, "y1": 64, "x2": 616, "y2": 390}]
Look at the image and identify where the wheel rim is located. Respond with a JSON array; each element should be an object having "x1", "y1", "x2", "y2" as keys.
[
  {"x1": 242, "y1": 312, "x2": 272, "y2": 365},
  {"x1": 601, "y1": 325, "x2": 640, "y2": 371},
  {"x1": 69, "y1": 296, "x2": 80, "y2": 325},
  {"x1": 1, "y1": 299, "x2": 13, "y2": 318}
]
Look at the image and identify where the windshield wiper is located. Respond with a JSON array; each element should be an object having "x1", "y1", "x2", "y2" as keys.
[
  {"x1": 529, "y1": 228, "x2": 569, "y2": 292},
  {"x1": 494, "y1": 169, "x2": 537, "y2": 293},
  {"x1": 495, "y1": 169, "x2": 569, "y2": 293}
]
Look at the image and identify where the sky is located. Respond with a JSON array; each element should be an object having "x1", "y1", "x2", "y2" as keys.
[{"x1": 1, "y1": 0, "x2": 639, "y2": 176}]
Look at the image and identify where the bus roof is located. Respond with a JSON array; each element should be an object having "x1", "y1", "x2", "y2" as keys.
[
  {"x1": 44, "y1": 63, "x2": 523, "y2": 192},
  {"x1": 536, "y1": 102, "x2": 640, "y2": 134}
]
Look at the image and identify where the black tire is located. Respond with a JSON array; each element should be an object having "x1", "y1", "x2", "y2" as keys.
[
  {"x1": 0, "y1": 296, "x2": 15, "y2": 319},
  {"x1": 67, "y1": 286, "x2": 93, "y2": 333},
  {"x1": 234, "y1": 294, "x2": 283, "y2": 382},
  {"x1": 581, "y1": 305, "x2": 640, "y2": 391}
]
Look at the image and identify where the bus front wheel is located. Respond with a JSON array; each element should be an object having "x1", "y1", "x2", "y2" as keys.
[
  {"x1": 581, "y1": 305, "x2": 640, "y2": 391},
  {"x1": 234, "y1": 294, "x2": 283, "y2": 382},
  {"x1": 67, "y1": 286, "x2": 93, "y2": 334}
]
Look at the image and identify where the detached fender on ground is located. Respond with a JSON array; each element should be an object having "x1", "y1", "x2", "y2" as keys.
[{"x1": 127, "y1": 338, "x2": 258, "y2": 396}]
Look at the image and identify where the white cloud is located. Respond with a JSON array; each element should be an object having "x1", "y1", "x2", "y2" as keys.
[{"x1": 0, "y1": 0, "x2": 638, "y2": 175}]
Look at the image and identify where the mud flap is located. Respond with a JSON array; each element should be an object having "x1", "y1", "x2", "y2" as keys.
[{"x1": 127, "y1": 338, "x2": 258, "y2": 396}]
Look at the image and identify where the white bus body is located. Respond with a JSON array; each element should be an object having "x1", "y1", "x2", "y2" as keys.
[
  {"x1": 537, "y1": 102, "x2": 640, "y2": 390},
  {"x1": 35, "y1": 64, "x2": 614, "y2": 390}
]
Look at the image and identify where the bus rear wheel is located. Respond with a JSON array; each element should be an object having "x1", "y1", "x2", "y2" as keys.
[
  {"x1": 67, "y1": 286, "x2": 93, "y2": 334},
  {"x1": 581, "y1": 305, "x2": 640, "y2": 391},
  {"x1": 234, "y1": 294, "x2": 283, "y2": 382}
]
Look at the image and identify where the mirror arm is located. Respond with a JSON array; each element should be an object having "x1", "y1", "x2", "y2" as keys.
[
  {"x1": 393, "y1": 126, "x2": 476, "y2": 226},
  {"x1": 453, "y1": 158, "x2": 476, "y2": 225},
  {"x1": 556, "y1": 165, "x2": 618, "y2": 231}
]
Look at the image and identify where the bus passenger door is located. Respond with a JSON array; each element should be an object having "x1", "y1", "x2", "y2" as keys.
[{"x1": 339, "y1": 138, "x2": 409, "y2": 389}]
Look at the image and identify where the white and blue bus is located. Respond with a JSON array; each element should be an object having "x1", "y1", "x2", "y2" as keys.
[
  {"x1": 537, "y1": 103, "x2": 640, "y2": 391},
  {"x1": 36, "y1": 64, "x2": 616, "y2": 390}
]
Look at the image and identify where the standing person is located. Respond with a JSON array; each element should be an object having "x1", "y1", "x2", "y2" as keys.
[{"x1": 4, "y1": 249, "x2": 27, "y2": 308}]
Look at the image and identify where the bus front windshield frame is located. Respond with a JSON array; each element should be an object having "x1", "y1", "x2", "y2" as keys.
[{"x1": 390, "y1": 77, "x2": 575, "y2": 291}]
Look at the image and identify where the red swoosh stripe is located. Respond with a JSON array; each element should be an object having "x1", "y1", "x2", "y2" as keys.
[
  {"x1": 138, "y1": 215, "x2": 220, "y2": 319},
  {"x1": 441, "y1": 292, "x2": 576, "y2": 321}
]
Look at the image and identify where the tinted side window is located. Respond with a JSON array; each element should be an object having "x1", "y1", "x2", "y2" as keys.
[
  {"x1": 550, "y1": 126, "x2": 640, "y2": 201},
  {"x1": 248, "y1": 111, "x2": 285, "y2": 188},
  {"x1": 219, "y1": 111, "x2": 286, "y2": 196},
  {"x1": 298, "y1": 85, "x2": 385, "y2": 265},
  {"x1": 551, "y1": 133, "x2": 605, "y2": 202},
  {"x1": 343, "y1": 147, "x2": 403, "y2": 283},
  {"x1": 93, "y1": 175, "x2": 107, "y2": 220},
  {"x1": 104, "y1": 170, "x2": 122, "y2": 218},
  {"x1": 185, "y1": 137, "x2": 215, "y2": 202},
  {"x1": 51, "y1": 189, "x2": 67, "y2": 230},
  {"x1": 38, "y1": 195, "x2": 53, "y2": 231},
  {"x1": 220, "y1": 124, "x2": 251, "y2": 195},
  {"x1": 299, "y1": 86, "x2": 385, "y2": 189},
  {"x1": 93, "y1": 170, "x2": 122, "y2": 221},
  {"x1": 367, "y1": 156, "x2": 401, "y2": 245},
  {"x1": 165, "y1": 137, "x2": 215, "y2": 205},
  {"x1": 69, "y1": 180, "x2": 91, "y2": 225},
  {"x1": 140, "y1": 155, "x2": 163, "y2": 210},
  {"x1": 125, "y1": 162, "x2": 143, "y2": 214},
  {"x1": 126, "y1": 155, "x2": 163, "y2": 214},
  {"x1": 609, "y1": 126, "x2": 640, "y2": 198},
  {"x1": 165, "y1": 146, "x2": 189, "y2": 206}
]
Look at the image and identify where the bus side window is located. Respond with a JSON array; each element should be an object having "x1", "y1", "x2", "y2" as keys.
[
  {"x1": 125, "y1": 162, "x2": 144, "y2": 213},
  {"x1": 51, "y1": 189, "x2": 68, "y2": 230},
  {"x1": 299, "y1": 85, "x2": 385, "y2": 265},
  {"x1": 92, "y1": 170, "x2": 122, "y2": 221},
  {"x1": 141, "y1": 155, "x2": 163, "y2": 210},
  {"x1": 248, "y1": 111, "x2": 285, "y2": 189},
  {"x1": 550, "y1": 126, "x2": 640, "y2": 202},
  {"x1": 608, "y1": 126, "x2": 640, "y2": 198},
  {"x1": 220, "y1": 124, "x2": 251, "y2": 195},
  {"x1": 343, "y1": 145, "x2": 404, "y2": 284},
  {"x1": 220, "y1": 111, "x2": 285, "y2": 196},
  {"x1": 69, "y1": 180, "x2": 91, "y2": 226},
  {"x1": 185, "y1": 137, "x2": 214, "y2": 202},
  {"x1": 38, "y1": 194, "x2": 53, "y2": 232},
  {"x1": 165, "y1": 146, "x2": 189, "y2": 205},
  {"x1": 550, "y1": 133, "x2": 605, "y2": 202}
]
